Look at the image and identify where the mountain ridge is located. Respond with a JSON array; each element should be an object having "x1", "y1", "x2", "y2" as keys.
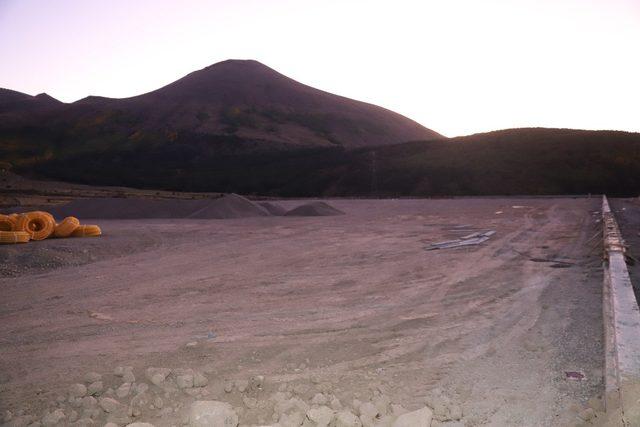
[{"x1": 0, "y1": 59, "x2": 441, "y2": 153}]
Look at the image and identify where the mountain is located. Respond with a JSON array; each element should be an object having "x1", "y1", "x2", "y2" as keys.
[
  {"x1": 2, "y1": 61, "x2": 640, "y2": 197},
  {"x1": 0, "y1": 88, "x2": 62, "y2": 115},
  {"x1": 72, "y1": 59, "x2": 440, "y2": 147},
  {"x1": 0, "y1": 60, "x2": 441, "y2": 170}
]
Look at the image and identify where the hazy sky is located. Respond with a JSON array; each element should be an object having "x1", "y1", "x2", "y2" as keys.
[{"x1": 1, "y1": 0, "x2": 639, "y2": 137}]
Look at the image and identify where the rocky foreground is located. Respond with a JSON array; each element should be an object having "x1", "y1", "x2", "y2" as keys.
[{"x1": 1, "y1": 365, "x2": 464, "y2": 427}]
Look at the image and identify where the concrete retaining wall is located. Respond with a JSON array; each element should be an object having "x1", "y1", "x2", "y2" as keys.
[{"x1": 602, "y1": 196, "x2": 640, "y2": 425}]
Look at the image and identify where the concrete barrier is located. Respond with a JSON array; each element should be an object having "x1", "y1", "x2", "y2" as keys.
[{"x1": 602, "y1": 196, "x2": 640, "y2": 425}]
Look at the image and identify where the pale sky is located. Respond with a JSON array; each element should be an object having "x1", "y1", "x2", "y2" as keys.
[{"x1": 1, "y1": 0, "x2": 639, "y2": 137}]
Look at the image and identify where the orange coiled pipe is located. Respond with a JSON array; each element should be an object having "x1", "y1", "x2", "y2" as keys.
[
  {"x1": 53, "y1": 216, "x2": 80, "y2": 238},
  {"x1": 71, "y1": 224, "x2": 102, "y2": 237},
  {"x1": 15, "y1": 211, "x2": 56, "y2": 241},
  {"x1": 0, "y1": 214, "x2": 16, "y2": 231},
  {"x1": 0, "y1": 231, "x2": 30, "y2": 244}
]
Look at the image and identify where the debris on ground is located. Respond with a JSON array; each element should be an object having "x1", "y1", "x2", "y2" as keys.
[
  {"x1": 565, "y1": 371, "x2": 586, "y2": 381},
  {"x1": 0, "y1": 365, "x2": 462, "y2": 427},
  {"x1": 425, "y1": 231, "x2": 496, "y2": 251}
]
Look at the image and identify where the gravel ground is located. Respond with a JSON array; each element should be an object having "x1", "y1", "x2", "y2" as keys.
[{"x1": 0, "y1": 198, "x2": 605, "y2": 426}]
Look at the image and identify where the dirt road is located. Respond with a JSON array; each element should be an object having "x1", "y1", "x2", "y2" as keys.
[{"x1": 0, "y1": 198, "x2": 604, "y2": 426}]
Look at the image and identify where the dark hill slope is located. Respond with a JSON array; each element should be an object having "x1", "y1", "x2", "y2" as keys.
[
  {"x1": 25, "y1": 128, "x2": 640, "y2": 197},
  {"x1": 0, "y1": 89, "x2": 62, "y2": 115},
  {"x1": 0, "y1": 60, "x2": 441, "y2": 168}
]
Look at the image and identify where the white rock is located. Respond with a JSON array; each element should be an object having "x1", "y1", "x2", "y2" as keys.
[
  {"x1": 425, "y1": 394, "x2": 450, "y2": 422},
  {"x1": 68, "y1": 409, "x2": 79, "y2": 423},
  {"x1": 81, "y1": 396, "x2": 97, "y2": 409},
  {"x1": 154, "y1": 396, "x2": 164, "y2": 409},
  {"x1": 330, "y1": 397, "x2": 342, "y2": 411},
  {"x1": 271, "y1": 392, "x2": 291, "y2": 403},
  {"x1": 122, "y1": 370, "x2": 136, "y2": 383},
  {"x1": 194, "y1": 372, "x2": 209, "y2": 388},
  {"x1": 130, "y1": 392, "x2": 150, "y2": 409},
  {"x1": 292, "y1": 383, "x2": 310, "y2": 395},
  {"x1": 243, "y1": 396, "x2": 258, "y2": 409},
  {"x1": 99, "y1": 397, "x2": 125, "y2": 413},
  {"x1": 250, "y1": 375, "x2": 265, "y2": 390},
  {"x1": 235, "y1": 379, "x2": 249, "y2": 393},
  {"x1": 116, "y1": 382, "x2": 132, "y2": 398},
  {"x1": 372, "y1": 396, "x2": 390, "y2": 416},
  {"x1": 135, "y1": 383, "x2": 149, "y2": 394},
  {"x1": 334, "y1": 410, "x2": 362, "y2": 427},
  {"x1": 358, "y1": 402, "x2": 379, "y2": 427},
  {"x1": 84, "y1": 372, "x2": 102, "y2": 383},
  {"x1": 306, "y1": 406, "x2": 334, "y2": 427},
  {"x1": 87, "y1": 381, "x2": 103, "y2": 396},
  {"x1": 145, "y1": 367, "x2": 171, "y2": 386},
  {"x1": 189, "y1": 401, "x2": 239, "y2": 427},
  {"x1": 448, "y1": 405, "x2": 462, "y2": 421},
  {"x1": 177, "y1": 373, "x2": 195, "y2": 389},
  {"x1": 278, "y1": 411, "x2": 305, "y2": 427},
  {"x1": 275, "y1": 398, "x2": 309, "y2": 416},
  {"x1": 126, "y1": 423, "x2": 156, "y2": 427},
  {"x1": 41, "y1": 409, "x2": 66, "y2": 426},
  {"x1": 69, "y1": 383, "x2": 87, "y2": 398},
  {"x1": 311, "y1": 393, "x2": 328, "y2": 406},
  {"x1": 391, "y1": 407, "x2": 433, "y2": 427},
  {"x1": 390, "y1": 405, "x2": 407, "y2": 418}
]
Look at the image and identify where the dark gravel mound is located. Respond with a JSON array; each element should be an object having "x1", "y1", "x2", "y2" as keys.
[
  {"x1": 46, "y1": 197, "x2": 211, "y2": 219},
  {"x1": 44, "y1": 194, "x2": 270, "y2": 220},
  {"x1": 284, "y1": 201, "x2": 345, "y2": 216},
  {"x1": 187, "y1": 194, "x2": 271, "y2": 219}
]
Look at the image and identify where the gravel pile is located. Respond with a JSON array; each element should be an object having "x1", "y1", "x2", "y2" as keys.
[
  {"x1": 284, "y1": 202, "x2": 345, "y2": 217},
  {"x1": 0, "y1": 365, "x2": 465, "y2": 427}
]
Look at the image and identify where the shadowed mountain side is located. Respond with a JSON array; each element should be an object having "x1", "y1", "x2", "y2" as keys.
[
  {"x1": 20, "y1": 128, "x2": 640, "y2": 197},
  {"x1": 0, "y1": 60, "x2": 441, "y2": 169}
]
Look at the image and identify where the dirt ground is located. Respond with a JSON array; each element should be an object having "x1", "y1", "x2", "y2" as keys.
[{"x1": 0, "y1": 198, "x2": 605, "y2": 426}]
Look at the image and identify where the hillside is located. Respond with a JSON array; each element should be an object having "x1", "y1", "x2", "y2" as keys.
[
  {"x1": 15, "y1": 128, "x2": 640, "y2": 197},
  {"x1": 0, "y1": 89, "x2": 62, "y2": 113},
  {"x1": 0, "y1": 60, "x2": 441, "y2": 169},
  {"x1": 2, "y1": 61, "x2": 640, "y2": 196}
]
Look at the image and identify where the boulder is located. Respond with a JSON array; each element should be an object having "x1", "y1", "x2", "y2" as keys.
[
  {"x1": 69, "y1": 383, "x2": 87, "y2": 399},
  {"x1": 41, "y1": 409, "x2": 66, "y2": 426},
  {"x1": 190, "y1": 401, "x2": 239, "y2": 427},
  {"x1": 87, "y1": 381, "x2": 103, "y2": 396},
  {"x1": 145, "y1": 367, "x2": 171, "y2": 386},
  {"x1": 333, "y1": 411, "x2": 362, "y2": 427},
  {"x1": 391, "y1": 407, "x2": 433, "y2": 427},
  {"x1": 306, "y1": 406, "x2": 335, "y2": 427}
]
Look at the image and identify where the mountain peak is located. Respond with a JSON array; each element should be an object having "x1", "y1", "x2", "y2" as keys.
[
  {"x1": 35, "y1": 93, "x2": 63, "y2": 104},
  {"x1": 206, "y1": 59, "x2": 267, "y2": 68}
]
